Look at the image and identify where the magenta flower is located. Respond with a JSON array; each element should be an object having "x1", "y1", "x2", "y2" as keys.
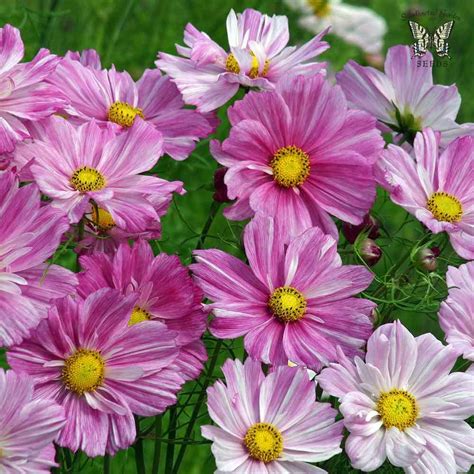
[
  {"x1": 192, "y1": 214, "x2": 374, "y2": 370},
  {"x1": 379, "y1": 128, "x2": 474, "y2": 259},
  {"x1": 8, "y1": 288, "x2": 184, "y2": 456},
  {"x1": 439, "y1": 262, "x2": 474, "y2": 363},
  {"x1": 209, "y1": 73, "x2": 383, "y2": 240},
  {"x1": 77, "y1": 240, "x2": 207, "y2": 381},
  {"x1": 0, "y1": 171, "x2": 77, "y2": 347},
  {"x1": 0, "y1": 24, "x2": 65, "y2": 154},
  {"x1": 17, "y1": 116, "x2": 184, "y2": 232},
  {"x1": 337, "y1": 45, "x2": 474, "y2": 148},
  {"x1": 157, "y1": 8, "x2": 329, "y2": 112},
  {"x1": 0, "y1": 369, "x2": 65, "y2": 472},
  {"x1": 49, "y1": 53, "x2": 215, "y2": 160},
  {"x1": 202, "y1": 358, "x2": 343, "y2": 472},
  {"x1": 318, "y1": 321, "x2": 474, "y2": 473}
]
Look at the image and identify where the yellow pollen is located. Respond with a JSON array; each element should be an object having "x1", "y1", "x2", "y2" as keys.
[
  {"x1": 244, "y1": 423, "x2": 283, "y2": 463},
  {"x1": 129, "y1": 306, "x2": 151, "y2": 326},
  {"x1": 91, "y1": 207, "x2": 115, "y2": 231},
  {"x1": 70, "y1": 166, "x2": 106, "y2": 193},
  {"x1": 268, "y1": 286, "x2": 307, "y2": 323},
  {"x1": 225, "y1": 52, "x2": 270, "y2": 78},
  {"x1": 308, "y1": 0, "x2": 332, "y2": 17},
  {"x1": 270, "y1": 145, "x2": 310, "y2": 188},
  {"x1": 377, "y1": 389, "x2": 419, "y2": 431},
  {"x1": 108, "y1": 101, "x2": 144, "y2": 128},
  {"x1": 62, "y1": 349, "x2": 105, "y2": 395},
  {"x1": 427, "y1": 192, "x2": 463, "y2": 223}
]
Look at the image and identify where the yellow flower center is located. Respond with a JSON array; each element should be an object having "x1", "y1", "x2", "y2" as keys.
[
  {"x1": 427, "y1": 192, "x2": 463, "y2": 223},
  {"x1": 268, "y1": 286, "x2": 307, "y2": 323},
  {"x1": 225, "y1": 52, "x2": 270, "y2": 78},
  {"x1": 244, "y1": 423, "x2": 283, "y2": 463},
  {"x1": 308, "y1": 0, "x2": 332, "y2": 17},
  {"x1": 376, "y1": 389, "x2": 419, "y2": 431},
  {"x1": 70, "y1": 166, "x2": 106, "y2": 193},
  {"x1": 91, "y1": 207, "x2": 115, "y2": 231},
  {"x1": 62, "y1": 349, "x2": 105, "y2": 395},
  {"x1": 108, "y1": 101, "x2": 144, "y2": 128},
  {"x1": 270, "y1": 146, "x2": 310, "y2": 188},
  {"x1": 128, "y1": 306, "x2": 151, "y2": 326}
]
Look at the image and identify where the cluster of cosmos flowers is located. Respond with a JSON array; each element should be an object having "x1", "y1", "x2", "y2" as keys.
[{"x1": 0, "y1": 3, "x2": 473, "y2": 473}]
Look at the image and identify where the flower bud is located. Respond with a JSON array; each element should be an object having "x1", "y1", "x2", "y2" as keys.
[
  {"x1": 343, "y1": 214, "x2": 380, "y2": 244},
  {"x1": 213, "y1": 167, "x2": 230, "y2": 203},
  {"x1": 416, "y1": 247, "x2": 440, "y2": 272},
  {"x1": 358, "y1": 238, "x2": 382, "y2": 266}
]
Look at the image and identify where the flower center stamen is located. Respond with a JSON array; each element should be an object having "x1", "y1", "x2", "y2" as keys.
[
  {"x1": 225, "y1": 52, "x2": 270, "y2": 78},
  {"x1": 108, "y1": 101, "x2": 144, "y2": 128},
  {"x1": 62, "y1": 349, "x2": 105, "y2": 395},
  {"x1": 70, "y1": 167, "x2": 106, "y2": 192},
  {"x1": 270, "y1": 146, "x2": 310, "y2": 188},
  {"x1": 91, "y1": 207, "x2": 115, "y2": 231},
  {"x1": 268, "y1": 286, "x2": 307, "y2": 323},
  {"x1": 308, "y1": 0, "x2": 332, "y2": 17},
  {"x1": 376, "y1": 389, "x2": 419, "y2": 431},
  {"x1": 244, "y1": 422, "x2": 283, "y2": 463},
  {"x1": 427, "y1": 192, "x2": 463, "y2": 223},
  {"x1": 129, "y1": 306, "x2": 151, "y2": 326}
]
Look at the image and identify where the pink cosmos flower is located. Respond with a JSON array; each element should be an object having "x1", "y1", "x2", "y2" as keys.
[
  {"x1": 379, "y1": 128, "x2": 474, "y2": 260},
  {"x1": 156, "y1": 8, "x2": 329, "y2": 112},
  {"x1": 202, "y1": 358, "x2": 343, "y2": 473},
  {"x1": 16, "y1": 115, "x2": 184, "y2": 232},
  {"x1": 318, "y1": 320, "x2": 474, "y2": 473},
  {"x1": 65, "y1": 48, "x2": 102, "y2": 69},
  {"x1": 191, "y1": 214, "x2": 374, "y2": 370},
  {"x1": 77, "y1": 240, "x2": 207, "y2": 381},
  {"x1": 48, "y1": 53, "x2": 215, "y2": 160},
  {"x1": 0, "y1": 170, "x2": 77, "y2": 347},
  {"x1": 337, "y1": 45, "x2": 474, "y2": 148},
  {"x1": 439, "y1": 262, "x2": 474, "y2": 363},
  {"x1": 0, "y1": 24, "x2": 65, "y2": 154},
  {"x1": 0, "y1": 369, "x2": 66, "y2": 472},
  {"x1": 8, "y1": 288, "x2": 184, "y2": 457},
  {"x1": 209, "y1": 73, "x2": 383, "y2": 240}
]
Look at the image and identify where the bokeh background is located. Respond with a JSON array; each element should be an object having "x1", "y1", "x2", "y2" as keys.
[{"x1": 0, "y1": 0, "x2": 472, "y2": 472}]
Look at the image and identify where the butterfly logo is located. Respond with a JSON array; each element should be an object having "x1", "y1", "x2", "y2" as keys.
[{"x1": 408, "y1": 20, "x2": 454, "y2": 58}]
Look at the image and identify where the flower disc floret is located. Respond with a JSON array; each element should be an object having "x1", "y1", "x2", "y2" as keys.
[
  {"x1": 62, "y1": 349, "x2": 105, "y2": 395},
  {"x1": 376, "y1": 389, "x2": 419, "y2": 431},
  {"x1": 108, "y1": 101, "x2": 144, "y2": 127},
  {"x1": 270, "y1": 146, "x2": 310, "y2": 188},
  {"x1": 268, "y1": 286, "x2": 307, "y2": 323},
  {"x1": 427, "y1": 192, "x2": 463, "y2": 223},
  {"x1": 70, "y1": 166, "x2": 106, "y2": 192},
  {"x1": 244, "y1": 422, "x2": 283, "y2": 463},
  {"x1": 129, "y1": 306, "x2": 152, "y2": 326}
]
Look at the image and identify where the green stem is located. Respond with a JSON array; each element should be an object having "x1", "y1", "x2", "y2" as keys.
[
  {"x1": 196, "y1": 201, "x2": 221, "y2": 250},
  {"x1": 151, "y1": 415, "x2": 162, "y2": 474},
  {"x1": 133, "y1": 417, "x2": 146, "y2": 474},
  {"x1": 172, "y1": 340, "x2": 223, "y2": 474},
  {"x1": 165, "y1": 407, "x2": 177, "y2": 473},
  {"x1": 103, "y1": 454, "x2": 111, "y2": 474}
]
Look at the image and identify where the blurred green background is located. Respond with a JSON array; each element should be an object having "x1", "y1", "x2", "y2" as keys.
[{"x1": 0, "y1": 0, "x2": 472, "y2": 473}]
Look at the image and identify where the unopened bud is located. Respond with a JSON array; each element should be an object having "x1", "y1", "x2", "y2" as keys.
[
  {"x1": 417, "y1": 247, "x2": 440, "y2": 272},
  {"x1": 343, "y1": 214, "x2": 380, "y2": 244},
  {"x1": 358, "y1": 238, "x2": 382, "y2": 266},
  {"x1": 213, "y1": 167, "x2": 230, "y2": 203}
]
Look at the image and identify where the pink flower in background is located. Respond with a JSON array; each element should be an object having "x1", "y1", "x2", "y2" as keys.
[
  {"x1": 157, "y1": 8, "x2": 329, "y2": 112},
  {"x1": 8, "y1": 288, "x2": 184, "y2": 456},
  {"x1": 0, "y1": 369, "x2": 65, "y2": 472},
  {"x1": 49, "y1": 53, "x2": 215, "y2": 160},
  {"x1": 0, "y1": 24, "x2": 65, "y2": 154},
  {"x1": 77, "y1": 240, "x2": 208, "y2": 381},
  {"x1": 318, "y1": 321, "x2": 474, "y2": 473},
  {"x1": 65, "y1": 48, "x2": 102, "y2": 69},
  {"x1": 379, "y1": 128, "x2": 474, "y2": 260},
  {"x1": 210, "y1": 73, "x2": 383, "y2": 240},
  {"x1": 0, "y1": 171, "x2": 77, "y2": 347},
  {"x1": 439, "y1": 262, "x2": 474, "y2": 363},
  {"x1": 16, "y1": 116, "x2": 184, "y2": 232},
  {"x1": 192, "y1": 214, "x2": 374, "y2": 370},
  {"x1": 202, "y1": 358, "x2": 343, "y2": 472},
  {"x1": 337, "y1": 45, "x2": 474, "y2": 148}
]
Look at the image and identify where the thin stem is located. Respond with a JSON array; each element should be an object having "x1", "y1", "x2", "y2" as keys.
[
  {"x1": 196, "y1": 201, "x2": 221, "y2": 250},
  {"x1": 133, "y1": 417, "x2": 146, "y2": 474},
  {"x1": 151, "y1": 416, "x2": 162, "y2": 474},
  {"x1": 172, "y1": 340, "x2": 223, "y2": 474},
  {"x1": 103, "y1": 454, "x2": 111, "y2": 474}
]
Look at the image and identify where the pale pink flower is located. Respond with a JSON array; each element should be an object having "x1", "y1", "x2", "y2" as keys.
[
  {"x1": 202, "y1": 358, "x2": 343, "y2": 473},
  {"x1": 318, "y1": 320, "x2": 474, "y2": 473},
  {"x1": 157, "y1": 8, "x2": 329, "y2": 112}
]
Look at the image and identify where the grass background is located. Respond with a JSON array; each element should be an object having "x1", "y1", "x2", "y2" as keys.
[{"x1": 0, "y1": 0, "x2": 473, "y2": 473}]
